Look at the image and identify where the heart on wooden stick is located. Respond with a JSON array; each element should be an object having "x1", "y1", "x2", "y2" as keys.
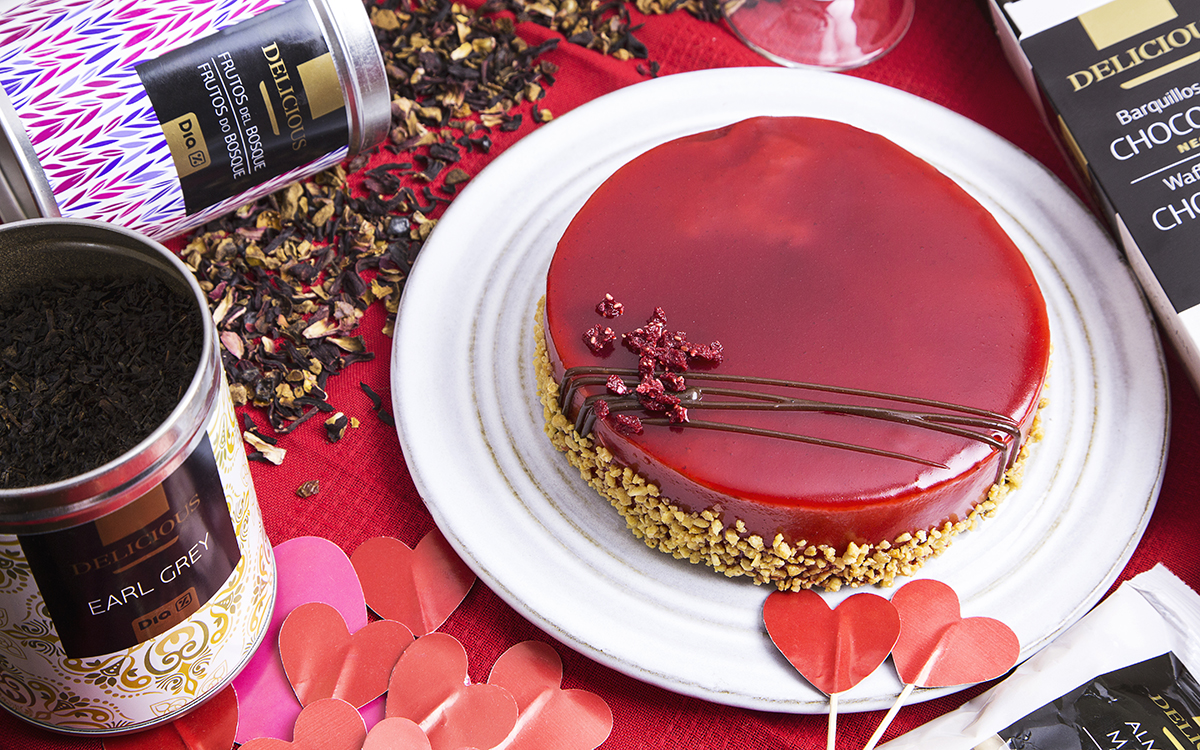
[
  {"x1": 763, "y1": 589, "x2": 901, "y2": 750},
  {"x1": 863, "y1": 579, "x2": 1021, "y2": 750},
  {"x1": 889, "y1": 578, "x2": 1020, "y2": 687},
  {"x1": 763, "y1": 589, "x2": 901, "y2": 695}
]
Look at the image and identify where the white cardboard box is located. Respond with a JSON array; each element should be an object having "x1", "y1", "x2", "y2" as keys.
[{"x1": 988, "y1": 0, "x2": 1200, "y2": 390}]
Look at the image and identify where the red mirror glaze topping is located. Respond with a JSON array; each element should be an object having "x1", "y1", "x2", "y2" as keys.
[{"x1": 543, "y1": 116, "x2": 1050, "y2": 557}]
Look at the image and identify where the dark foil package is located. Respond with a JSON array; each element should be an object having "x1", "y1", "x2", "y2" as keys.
[
  {"x1": 987, "y1": 0, "x2": 1200, "y2": 392},
  {"x1": 993, "y1": 653, "x2": 1200, "y2": 750}
]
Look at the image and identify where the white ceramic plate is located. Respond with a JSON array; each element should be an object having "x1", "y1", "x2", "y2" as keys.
[{"x1": 391, "y1": 68, "x2": 1169, "y2": 713}]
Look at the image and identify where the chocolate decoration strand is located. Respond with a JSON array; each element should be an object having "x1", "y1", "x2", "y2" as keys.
[
  {"x1": 561, "y1": 367, "x2": 1019, "y2": 421},
  {"x1": 560, "y1": 367, "x2": 1021, "y2": 482}
]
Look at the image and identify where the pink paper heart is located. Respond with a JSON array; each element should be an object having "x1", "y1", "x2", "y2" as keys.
[
  {"x1": 363, "y1": 717, "x2": 433, "y2": 750},
  {"x1": 762, "y1": 590, "x2": 901, "y2": 695},
  {"x1": 234, "y1": 536, "x2": 368, "y2": 744},
  {"x1": 890, "y1": 579, "x2": 1020, "y2": 687},
  {"x1": 103, "y1": 685, "x2": 237, "y2": 750},
  {"x1": 386, "y1": 632, "x2": 518, "y2": 750},
  {"x1": 351, "y1": 530, "x2": 476, "y2": 636},
  {"x1": 487, "y1": 641, "x2": 613, "y2": 750},
  {"x1": 279, "y1": 601, "x2": 415, "y2": 708},
  {"x1": 239, "y1": 698, "x2": 367, "y2": 750}
]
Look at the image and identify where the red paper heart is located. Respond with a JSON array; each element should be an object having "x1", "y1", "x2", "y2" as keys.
[
  {"x1": 890, "y1": 579, "x2": 1020, "y2": 687},
  {"x1": 103, "y1": 685, "x2": 238, "y2": 750},
  {"x1": 363, "y1": 717, "x2": 433, "y2": 750},
  {"x1": 487, "y1": 641, "x2": 613, "y2": 750},
  {"x1": 239, "y1": 698, "x2": 367, "y2": 750},
  {"x1": 762, "y1": 590, "x2": 901, "y2": 695},
  {"x1": 386, "y1": 632, "x2": 518, "y2": 750},
  {"x1": 279, "y1": 601, "x2": 415, "y2": 708},
  {"x1": 351, "y1": 530, "x2": 476, "y2": 636}
]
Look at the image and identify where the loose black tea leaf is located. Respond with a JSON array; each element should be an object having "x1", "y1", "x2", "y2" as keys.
[{"x1": 0, "y1": 277, "x2": 203, "y2": 488}]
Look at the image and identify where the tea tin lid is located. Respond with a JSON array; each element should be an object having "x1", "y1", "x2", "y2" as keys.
[{"x1": 312, "y1": 0, "x2": 391, "y2": 154}]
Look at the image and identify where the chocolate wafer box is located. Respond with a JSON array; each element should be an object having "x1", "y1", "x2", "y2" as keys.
[{"x1": 989, "y1": 0, "x2": 1200, "y2": 387}]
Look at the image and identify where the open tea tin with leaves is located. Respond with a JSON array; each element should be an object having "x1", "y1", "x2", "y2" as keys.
[{"x1": 0, "y1": 219, "x2": 276, "y2": 734}]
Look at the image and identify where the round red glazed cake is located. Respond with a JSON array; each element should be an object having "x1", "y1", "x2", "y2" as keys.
[{"x1": 535, "y1": 116, "x2": 1050, "y2": 591}]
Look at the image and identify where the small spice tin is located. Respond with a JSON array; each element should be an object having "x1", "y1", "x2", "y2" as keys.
[
  {"x1": 0, "y1": 219, "x2": 276, "y2": 734},
  {"x1": 0, "y1": 0, "x2": 389, "y2": 240}
]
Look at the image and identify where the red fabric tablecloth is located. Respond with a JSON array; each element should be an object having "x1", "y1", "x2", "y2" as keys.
[{"x1": 7, "y1": 0, "x2": 1200, "y2": 748}]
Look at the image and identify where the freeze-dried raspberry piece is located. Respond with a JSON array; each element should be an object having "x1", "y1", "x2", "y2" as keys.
[
  {"x1": 583, "y1": 324, "x2": 616, "y2": 354},
  {"x1": 612, "y1": 413, "x2": 643, "y2": 434},
  {"x1": 687, "y1": 341, "x2": 724, "y2": 364},
  {"x1": 636, "y1": 376, "x2": 681, "y2": 412},
  {"x1": 578, "y1": 305, "x2": 721, "y2": 434},
  {"x1": 644, "y1": 392, "x2": 682, "y2": 412},
  {"x1": 661, "y1": 347, "x2": 690, "y2": 372},
  {"x1": 596, "y1": 294, "x2": 624, "y2": 318},
  {"x1": 623, "y1": 328, "x2": 653, "y2": 354},
  {"x1": 606, "y1": 375, "x2": 629, "y2": 395}
]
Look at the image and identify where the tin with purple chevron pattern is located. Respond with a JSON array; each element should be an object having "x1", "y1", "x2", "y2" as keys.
[{"x1": 0, "y1": 0, "x2": 389, "y2": 240}]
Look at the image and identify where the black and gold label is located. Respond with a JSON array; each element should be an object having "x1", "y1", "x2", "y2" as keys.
[
  {"x1": 1019, "y1": 0, "x2": 1200, "y2": 311},
  {"x1": 18, "y1": 434, "x2": 241, "y2": 658},
  {"x1": 135, "y1": 0, "x2": 348, "y2": 214}
]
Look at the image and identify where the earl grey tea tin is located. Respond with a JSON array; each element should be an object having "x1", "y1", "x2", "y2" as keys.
[
  {"x1": 0, "y1": 0, "x2": 388, "y2": 240},
  {"x1": 0, "y1": 219, "x2": 276, "y2": 734}
]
